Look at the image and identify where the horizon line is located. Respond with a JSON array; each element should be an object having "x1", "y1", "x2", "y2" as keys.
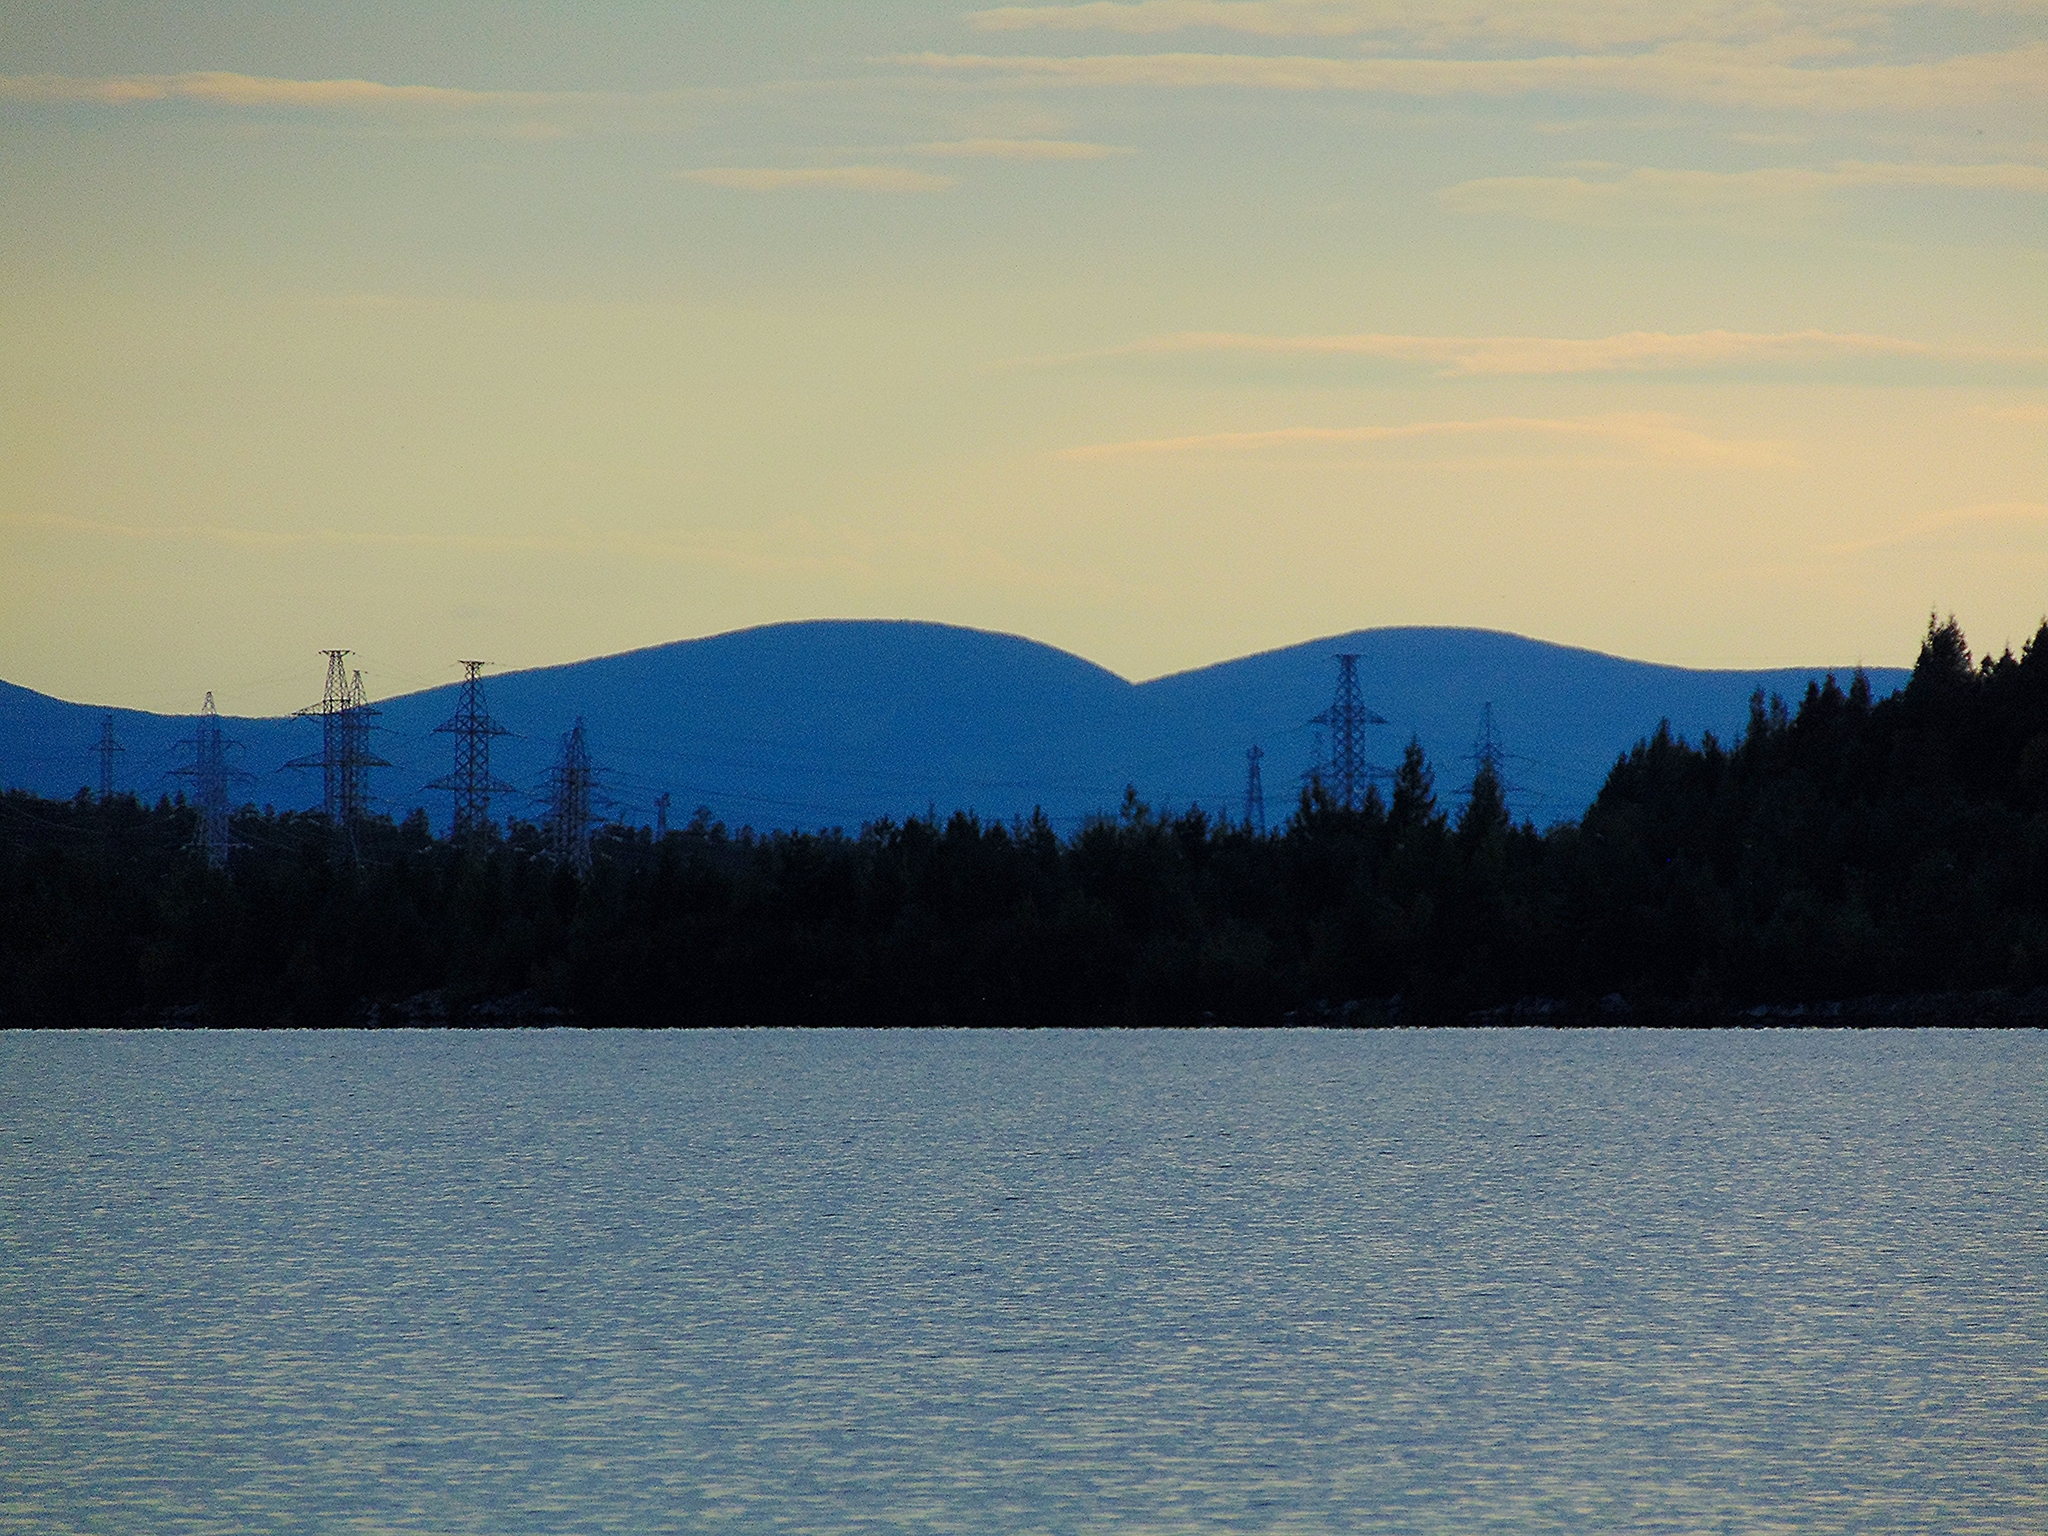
[{"x1": 5, "y1": 616, "x2": 1923, "y2": 719}]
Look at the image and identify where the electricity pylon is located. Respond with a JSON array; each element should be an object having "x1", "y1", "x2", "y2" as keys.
[
  {"x1": 1474, "y1": 702, "x2": 1507, "y2": 780},
  {"x1": 288, "y1": 650, "x2": 388, "y2": 854},
  {"x1": 345, "y1": 668, "x2": 378, "y2": 820},
  {"x1": 428, "y1": 660, "x2": 514, "y2": 838},
  {"x1": 1310, "y1": 654, "x2": 1387, "y2": 810},
  {"x1": 1464, "y1": 702, "x2": 1526, "y2": 818},
  {"x1": 546, "y1": 717, "x2": 597, "y2": 876},
  {"x1": 92, "y1": 714, "x2": 124, "y2": 801},
  {"x1": 1244, "y1": 744, "x2": 1266, "y2": 834},
  {"x1": 175, "y1": 693, "x2": 237, "y2": 868},
  {"x1": 655, "y1": 791, "x2": 671, "y2": 839}
]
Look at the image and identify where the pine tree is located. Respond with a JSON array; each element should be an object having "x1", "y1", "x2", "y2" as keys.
[
  {"x1": 1457, "y1": 757, "x2": 1510, "y2": 846},
  {"x1": 1907, "y1": 611, "x2": 1975, "y2": 704},
  {"x1": 1390, "y1": 738, "x2": 1439, "y2": 833}
]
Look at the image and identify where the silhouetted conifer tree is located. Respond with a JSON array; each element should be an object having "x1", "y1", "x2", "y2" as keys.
[
  {"x1": 1457, "y1": 758, "x2": 1511, "y2": 847},
  {"x1": 1389, "y1": 738, "x2": 1439, "y2": 833},
  {"x1": 1907, "y1": 611, "x2": 1975, "y2": 704}
]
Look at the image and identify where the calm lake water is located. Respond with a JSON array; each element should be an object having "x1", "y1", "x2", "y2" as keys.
[{"x1": 3, "y1": 1029, "x2": 2043, "y2": 1535}]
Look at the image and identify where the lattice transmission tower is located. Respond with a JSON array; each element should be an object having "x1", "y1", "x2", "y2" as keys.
[
  {"x1": 343, "y1": 668, "x2": 381, "y2": 820},
  {"x1": 1244, "y1": 744, "x2": 1266, "y2": 834},
  {"x1": 91, "y1": 713, "x2": 125, "y2": 802},
  {"x1": 1311, "y1": 654, "x2": 1387, "y2": 810},
  {"x1": 546, "y1": 717, "x2": 597, "y2": 877},
  {"x1": 288, "y1": 650, "x2": 388, "y2": 852},
  {"x1": 175, "y1": 693, "x2": 237, "y2": 868},
  {"x1": 1464, "y1": 702, "x2": 1525, "y2": 818},
  {"x1": 428, "y1": 660, "x2": 514, "y2": 838},
  {"x1": 1474, "y1": 702, "x2": 1507, "y2": 780}
]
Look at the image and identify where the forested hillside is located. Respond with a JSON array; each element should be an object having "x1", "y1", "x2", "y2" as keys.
[
  {"x1": 1, "y1": 622, "x2": 1907, "y2": 834},
  {"x1": 5, "y1": 616, "x2": 2044, "y2": 1025}
]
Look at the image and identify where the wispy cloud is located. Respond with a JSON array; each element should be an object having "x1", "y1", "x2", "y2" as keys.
[
  {"x1": 976, "y1": 1, "x2": 1399, "y2": 38},
  {"x1": 909, "y1": 136, "x2": 1131, "y2": 159},
  {"x1": 1442, "y1": 159, "x2": 2048, "y2": 222},
  {"x1": 680, "y1": 165, "x2": 957, "y2": 192},
  {"x1": 2, "y1": 512, "x2": 1140, "y2": 599},
  {"x1": 968, "y1": 1, "x2": 2045, "y2": 53},
  {"x1": 898, "y1": 43, "x2": 2048, "y2": 112},
  {"x1": 970, "y1": 0, "x2": 1765, "y2": 48},
  {"x1": 4, "y1": 511, "x2": 607, "y2": 554},
  {"x1": 1043, "y1": 327, "x2": 2048, "y2": 376},
  {"x1": 1831, "y1": 501, "x2": 2048, "y2": 552},
  {"x1": 1059, "y1": 412, "x2": 1789, "y2": 464},
  {"x1": 0, "y1": 71, "x2": 560, "y2": 109},
  {"x1": 1, "y1": 510, "x2": 817, "y2": 573}
]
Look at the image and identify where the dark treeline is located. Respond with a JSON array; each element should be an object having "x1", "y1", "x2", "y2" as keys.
[{"x1": 7, "y1": 615, "x2": 2048, "y2": 1025}]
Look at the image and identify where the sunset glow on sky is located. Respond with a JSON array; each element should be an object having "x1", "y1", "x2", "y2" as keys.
[{"x1": 3, "y1": 1, "x2": 2044, "y2": 713}]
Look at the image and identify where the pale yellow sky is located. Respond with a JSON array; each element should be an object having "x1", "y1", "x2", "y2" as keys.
[{"x1": 2, "y1": 0, "x2": 2044, "y2": 714}]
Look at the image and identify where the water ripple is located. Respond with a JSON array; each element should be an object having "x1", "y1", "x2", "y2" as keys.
[{"x1": 2, "y1": 1028, "x2": 2043, "y2": 1534}]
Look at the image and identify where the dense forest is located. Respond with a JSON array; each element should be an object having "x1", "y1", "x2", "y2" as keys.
[{"x1": 7, "y1": 615, "x2": 2048, "y2": 1025}]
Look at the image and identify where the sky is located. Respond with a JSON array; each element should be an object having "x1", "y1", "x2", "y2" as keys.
[{"x1": 2, "y1": 0, "x2": 2044, "y2": 716}]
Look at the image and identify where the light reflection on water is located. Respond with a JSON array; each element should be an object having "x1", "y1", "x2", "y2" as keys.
[{"x1": 2, "y1": 1028, "x2": 2043, "y2": 1535}]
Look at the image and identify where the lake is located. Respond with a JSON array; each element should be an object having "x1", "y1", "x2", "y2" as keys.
[{"x1": 3, "y1": 1028, "x2": 2043, "y2": 1534}]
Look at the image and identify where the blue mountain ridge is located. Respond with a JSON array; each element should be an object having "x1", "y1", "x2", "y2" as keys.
[{"x1": 1, "y1": 621, "x2": 1910, "y2": 834}]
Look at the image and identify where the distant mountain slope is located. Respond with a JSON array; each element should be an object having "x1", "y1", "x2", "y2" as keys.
[
  {"x1": 0, "y1": 622, "x2": 1909, "y2": 832},
  {"x1": 1128, "y1": 627, "x2": 1903, "y2": 828}
]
